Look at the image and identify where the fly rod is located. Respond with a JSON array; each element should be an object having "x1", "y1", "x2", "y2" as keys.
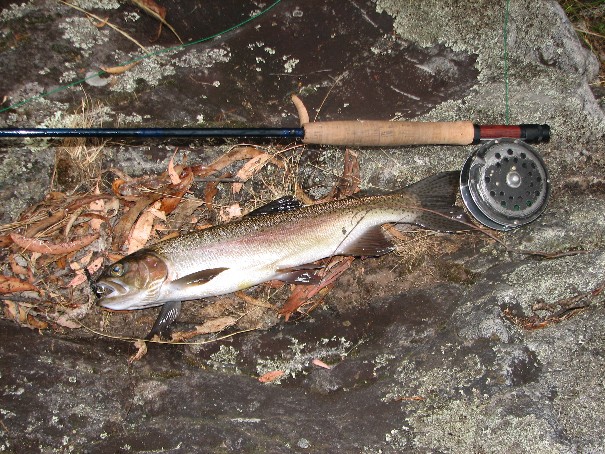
[
  {"x1": 0, "y1": 95, "x2": 550, "y2": 145},
  {"x1": 0, "y1": 122, "x2": 550, "y2": 145}
]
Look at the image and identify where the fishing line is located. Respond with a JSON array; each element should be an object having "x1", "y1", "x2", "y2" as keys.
[
  {"x1": 0, "y1": 0, "x2": 283, "y2": 114},
  {"x1": 76, "y1": 318, "x2": 259, "y2": 345},
  {"x1": 503, "y1": 0, "x2": 511, "y2": 124}
]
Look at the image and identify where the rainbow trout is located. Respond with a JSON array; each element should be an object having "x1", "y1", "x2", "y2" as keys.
[{"x1": 95, "y1": 171, "x2": 468, "y2": 337}]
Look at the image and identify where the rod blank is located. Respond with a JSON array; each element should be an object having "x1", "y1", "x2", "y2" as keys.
[{"x1": 0, "y1": 127, "x2": 304, "y2": 139}]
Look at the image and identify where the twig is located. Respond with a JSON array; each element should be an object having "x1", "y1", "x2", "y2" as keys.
[
  {"x1": 575, "y1": 27, "x2": 605, "y2": 40},
  {"x1": 503, "y1": 279, "x2": 605, "y2": 330},
  {"x1": 513, "y1": 249, "x2": 590, "y2": 259},
  {"x1": 314, "y1": 72, "x2": 349, "y2": 121},
  {"x1": 59, "y1": 1, "x2": 149, "y2": 53},
  {"x1": 0, "y1": 295, "x2": 45, "y2": 304}
]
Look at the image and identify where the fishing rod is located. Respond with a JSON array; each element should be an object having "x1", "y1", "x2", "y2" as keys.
[
  {"x1": 0, "y1": 93, "x2": 550, "y2": 145},
  {"x1": 0, "y1": 121, "x2": 549, "y2": 145}
]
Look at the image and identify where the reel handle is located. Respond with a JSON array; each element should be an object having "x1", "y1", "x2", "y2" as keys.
[{"x1": 302, "y1": 121, "x2": 550, "y2": 146}]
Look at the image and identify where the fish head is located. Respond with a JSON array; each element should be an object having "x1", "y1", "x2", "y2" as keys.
[{"x1": 94, "y1": 250, "x2": 169, "y2": 311}]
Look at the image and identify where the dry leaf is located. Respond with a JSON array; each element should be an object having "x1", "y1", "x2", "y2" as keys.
[
  {"x1": 280, "y1": 256, "x2": 354, "y2": 320},
  {"x1": 203, "y1": 179, "x2": 220, "y2": 212},
  {"x1": 311, "y1": 358, "x2": 332, "y2": 369},
  {"x1": 235, "y1": 291, "x2": 276, "y2": 310},
  {"x1": 167, "y1": 198, "x2": 204, "y2": 231},
  {"x1": 195, "y1": 146, "x2": 269, "y2": 178},
  {"x1": 232, "y1": 153, "x2": 272, "y2": 194},
  {"x1": 27, "y1": 314, "x2": 48, "y2": 330},
  {"x1": 10, "y1": 232, "x2": 99, "y2": 255},
  {"x1": 132, "y1": 0, "x2": 183, "y2": 43},
  {"x1": 0, "y1": 275, "x2": 39, "y2": 294},
  {"x1": 219, "y1": 203, "x2": 242, "y2": 222},
  {"x1": 314, "y1": 149, "x2": 361, "y2": 203},
  {"x1": 112, "y1": 194, "x2": 162, "y2": 250},
  {"x1": 0, "y1": 235, "x2": 12, "y2": 247},
  {"x1": 24, "y1": 209, "x2": 66, "y2": 237},
  {"x1": 70, "y1": 250, "x2": 94, "y2": 271},
  {"x1": 125, "y1": 200, "x2": 161, "y2": 254},
  {"x1": 3, "y1": 301, "x2": 18, "y2": 319},
  {"x1": 68, "y1": 256, "x2": 104, "y2": 287},
  {"x1": 195, "y1": 316, "x2": 237, "y2": 335},
  {"x1": 159, "y1": 167, "x2": 194, "y2": 215},
  {"x1": 88, "y1": 194, "x2": 106, "y2": 231},
  {"x1": 258, "y1": 370, "x2": 285, "y2": 383},
  {"x1": 55, "y1": 314, "x2": 81, "y2": 329},
  {"x1": 101, "y1": 61, "x2": 140, "y2": 75},
  {"x1": 129, "y1": 339, "x2": 148, "y2": 362},
  {"x1": 168, "y1": 148, "x2": 181, "y2": 185},
  {"x1": 64, "y1": 208, "x2": 84, "y2": 237},
  {"x1": 9, "y1": 255, "x2": 29, "y2": 276},
  {"x1": 112, "y1": 178, "x2": 127, "y2": 196}
]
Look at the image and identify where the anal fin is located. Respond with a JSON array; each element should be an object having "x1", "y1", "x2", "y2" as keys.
[
  {"x1": 339, "y1": 225, "x2": 394, "y2": 257},
  {"x1": 276, "y1": 264, "x2": 323, "y2": 285}
]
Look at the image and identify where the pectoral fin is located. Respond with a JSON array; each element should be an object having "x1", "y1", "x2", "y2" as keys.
[{"x1": 171, "y1": 267, "x2": 228, "y2": 290}]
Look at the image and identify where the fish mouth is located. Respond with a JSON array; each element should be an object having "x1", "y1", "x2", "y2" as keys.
[
  {"x1": 94, "y1": 279, "x2": 131, "y2": 309},
  {"x1": 94, "y1": 279, "x2": 164, "y2": 311}
]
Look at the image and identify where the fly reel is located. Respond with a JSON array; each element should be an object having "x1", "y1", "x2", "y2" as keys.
[{"x1": 460, "y1": 139, "x2": 550, "y2": 231}]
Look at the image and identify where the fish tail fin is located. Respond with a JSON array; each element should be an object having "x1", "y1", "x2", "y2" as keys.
[{"x1": 404, "y1": 171, "x2": 472, "y2": 232}]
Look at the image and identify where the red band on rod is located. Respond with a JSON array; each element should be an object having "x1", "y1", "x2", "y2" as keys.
[{"x1": 479, "y1": 125, "x2": 522, "y2": 140}]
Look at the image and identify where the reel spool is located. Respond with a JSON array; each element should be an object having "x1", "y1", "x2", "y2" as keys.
[{"x1": 460, "y1": 139, "x2": 550, "y2": 231}]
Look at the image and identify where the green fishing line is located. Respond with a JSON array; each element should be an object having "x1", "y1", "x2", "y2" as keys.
[
  {"x1": 0, "y1": 0, "x2": 283, "y2": 114},
  {"x1": 503, "y1": 0, "x2": 510, "y2": 125}
]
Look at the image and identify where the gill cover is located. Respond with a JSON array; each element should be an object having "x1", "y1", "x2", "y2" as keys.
[{"x1": 95, "y1": 250, "x2": 169, "y2": 310}]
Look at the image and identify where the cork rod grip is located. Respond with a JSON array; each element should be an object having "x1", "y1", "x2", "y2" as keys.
[{"x1": 302, "y1": 120, "x2": 476, "y2": 146}]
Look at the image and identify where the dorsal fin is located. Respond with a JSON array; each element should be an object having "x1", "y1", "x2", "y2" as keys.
[{"x1": 247, "y1": 196, "x2": 303, "y2": 217}]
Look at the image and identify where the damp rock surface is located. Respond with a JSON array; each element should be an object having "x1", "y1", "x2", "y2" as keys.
[{"x1": 1, "y1": 1, "x2": 605, "y2": 453}]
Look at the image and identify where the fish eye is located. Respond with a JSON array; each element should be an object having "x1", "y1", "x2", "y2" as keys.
[{"x1": 110, "y1": 263, "x2": 125, "y2": 277}]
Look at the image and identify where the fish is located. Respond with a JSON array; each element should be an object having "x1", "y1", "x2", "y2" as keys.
[{"x1": 94, "y1": 171, "x2": 470, "y2": 338}]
